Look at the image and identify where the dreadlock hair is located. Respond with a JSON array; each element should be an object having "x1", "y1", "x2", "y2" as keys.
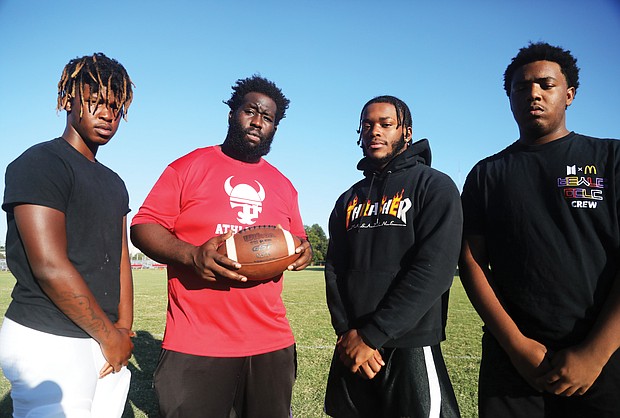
[
  {"x1": 503, "y1": 42, "x2": 580, "y2": 97},
  {"x1": 224, "y1": 75, "x2": 290, "y2": 125},
  {"x1": 356, "y1": 95, "x2": 413, "y2": 146},
  {"x1": 57, "y1": 53, "x2": 134, "y2": 120}
]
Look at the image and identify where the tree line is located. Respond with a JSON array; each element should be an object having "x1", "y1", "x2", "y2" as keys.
[{"x1": 304, "y1": 224, "x2": 328, "y2": 265}]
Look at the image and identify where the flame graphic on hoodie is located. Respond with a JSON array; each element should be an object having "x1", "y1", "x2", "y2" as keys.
[
  {"x1": 388, "y1": 190, "x2": 405, "y2": 217},
  {"x1": 346, "y1": 196, "x2": 359, "y2": 229},
  {"x1": 345, "y1": 189, "x2": 411, "y2": 228}
]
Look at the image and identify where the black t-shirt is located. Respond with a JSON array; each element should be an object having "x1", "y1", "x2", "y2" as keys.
[
  {"x1": 462, "y1": 132, "x2": 620, "y2": 349},
  {"x1": 2, "y1": 138, "x2": 130, "y2": 337}
]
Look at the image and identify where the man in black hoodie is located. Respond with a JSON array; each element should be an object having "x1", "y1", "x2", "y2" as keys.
[{"x1": 324, "y1": 96, "x2": 462, "y2": 417}]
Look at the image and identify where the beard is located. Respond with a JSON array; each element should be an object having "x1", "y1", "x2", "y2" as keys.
[
  {"x1": 364, "y1": 133, "x2": 408, "y2": 167},
  {"x1": 221, "y1": 118, "x2": 275, "y2": 163}
]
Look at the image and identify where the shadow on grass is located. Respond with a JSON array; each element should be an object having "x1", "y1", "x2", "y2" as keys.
[
  {"x1": 0, "y1": 393, "x2": 11, "y2": 418},
  {"x1": 123, "y1": 330, "x2": 162, "y2": 417}
]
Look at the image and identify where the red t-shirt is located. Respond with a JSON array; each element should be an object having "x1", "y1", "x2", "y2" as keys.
[{"x1": 132, "y1": 146, "x2": 305, "y2": 356}]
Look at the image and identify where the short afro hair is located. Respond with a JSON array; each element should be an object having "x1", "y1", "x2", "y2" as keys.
[
  {"x1": 503, "y1": 42, "x2": 580, "y2": 97},
  {"x1": 224, "y1": 75, "x2": 290, "y2": 125}
]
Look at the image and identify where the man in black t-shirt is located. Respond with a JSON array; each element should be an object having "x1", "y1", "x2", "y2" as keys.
[
  {"x1": 459, "y1": 42, "x2": 620, "y2": 417},
  {"x1": 0, "y1": 53, "x2": 135, "y2": 417}
]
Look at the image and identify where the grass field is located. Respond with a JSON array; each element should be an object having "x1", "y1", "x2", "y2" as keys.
[{"x1": 0, "y1": 268, "x2": 482, "y2": 417}]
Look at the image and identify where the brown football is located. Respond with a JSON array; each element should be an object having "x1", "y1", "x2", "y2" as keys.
[{"x1": 217, "y1": 225, "x2": 302, "y2": 280}]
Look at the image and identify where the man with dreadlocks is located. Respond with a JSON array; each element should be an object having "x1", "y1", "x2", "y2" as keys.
[
  {"x1": 0, "y1": 53, "x2": 134, "y2": 417},
  {"x1": 131, "y1": 75, "x2": 312, "y2": 417},
  {"x1": 460, "y1": 42, "x2": 620, "y2": 417},
  {"x1": 323, "y1": 95, "x2": 462, "y2": 417}
]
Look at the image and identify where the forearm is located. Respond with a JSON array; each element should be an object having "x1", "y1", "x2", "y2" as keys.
[
  {"x1": 14, "y1": 205, "x2": 118, "y2": 343},
  {"x1": 459, "y1": 235, "x2": 526, "y2": 353},
  {"x1": 363, "y1": 193, "x2": 462, "y2": 346},
  {"x1": 360, "y1": 223, "x2": 461, "y2": 348},
  {"x1": 37, "y1": 262, "x2": 118, "y2": 344},
  {"x1": 324, "y1": 207, "x2": 351, "y2": 335},
  {"x1": 581, "y1": 269, "x2": 620, "y2": 361},
  {"x1": 360, "y1": 262, "x2": 456, "y2": 348},
  {"x1": 130, "y1": 222, "x2": 198, "y2": 267},
  {"x1": 535, "y1": 273, "x2": 620, "y2": 396},
  {"x1": 15, "y1": 204, "x2": 132, "y2": 371},
  {"x1": 325, "y1": 265, "x2": 350, "y2": 335},
  {"x1": 116, "y1": 220, "x2": 134, "y2": 330},
  {"x1": 131, "y1": 222, "x2": 248, "y2": 282}
]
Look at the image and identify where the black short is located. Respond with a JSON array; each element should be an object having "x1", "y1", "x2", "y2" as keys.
[
  {"x1": 324, "y1": 344, "x2": 461, "y2": 418},
  {"x1": 479, "y1": 332, "x2": 620, "y2": 418},
  {"x1": 153, "y1": 345, "x2": 296, "y2": 418}
]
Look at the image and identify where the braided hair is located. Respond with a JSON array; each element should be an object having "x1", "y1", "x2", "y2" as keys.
[
  {"x1": 356, "y1": 95, "x2": 412, "y2": 146},
  {"x1": 57, "y1": 53, "x2": 134, "y2": 120}
]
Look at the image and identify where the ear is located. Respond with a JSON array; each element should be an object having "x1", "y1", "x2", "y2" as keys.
[
  {"x1": 405, "y1": 126, "x2": 413, "y2": 143},
  {"x1": 565, "y1": 86, "x2": 576, "y2": 108},
  {"x1": 64, "y1": 96, "x2": 73, "y2": 112}
]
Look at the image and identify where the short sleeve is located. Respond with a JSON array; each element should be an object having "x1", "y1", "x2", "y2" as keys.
[
  {"x1": 461, "y1": 165, "x2": 485, "y2": 236},
  {"x1": 3, "y1": 146, "x2": 72, "y2": 214},
  {"x1": 131, "y1": 165, "x2": 183, "y2": 232}
]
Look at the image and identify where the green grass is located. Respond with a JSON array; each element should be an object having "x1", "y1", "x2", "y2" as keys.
[{"x1": 0, "y1": 269, "x2": 482, "y2": 417}]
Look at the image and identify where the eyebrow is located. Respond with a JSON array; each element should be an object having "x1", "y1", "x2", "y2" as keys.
[
  {"x1": 246, "y1": 101, "x2": 274, "y2": 117},
  {"x1": 362, "y1": 116, "x2": 395, "y2": 123},
  {"x1": 515, "y1": 76, "x2": 558, "y2": 84}
]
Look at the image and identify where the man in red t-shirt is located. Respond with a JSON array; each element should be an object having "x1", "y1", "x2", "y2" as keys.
[{"x1": 131, "y1": 75, "x2": 312, "y2": 418}]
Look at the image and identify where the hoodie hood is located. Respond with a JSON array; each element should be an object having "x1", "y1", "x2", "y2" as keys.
[{"x1": 357, "y1": 138, "x2": 432, "y2": 177}]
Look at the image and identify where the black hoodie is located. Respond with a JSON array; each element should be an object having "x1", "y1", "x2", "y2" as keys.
[{"x1": 325, "y1": 139, "x2": 463, "y2": 349}]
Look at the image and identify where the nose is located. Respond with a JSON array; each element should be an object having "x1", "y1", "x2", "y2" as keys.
[
  {"x1": 371, "y1": 123, "x2": 382, "y2": 137},
  {"x1": 527, "y1": 83, "x2": 543, "y2": 101},
  {"x1": 98, "y1": 105, "x2": 114, "y2": 121},
  {"x1": 250, "y1": 113, "x2": 263, "y2": 129}
]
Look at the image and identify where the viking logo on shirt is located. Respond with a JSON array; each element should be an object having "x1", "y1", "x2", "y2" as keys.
[
  {"x1": 224, "y1": 176, "x2": 265, "y2": 225},
  {"x1": 345, "y1": 189, "x2": 411, "y2": 229},
  {"x1": 558, "y1": 164, "x2": 605, "y2": 209}
]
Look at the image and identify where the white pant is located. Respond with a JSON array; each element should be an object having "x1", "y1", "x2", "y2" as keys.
[{"x1": 0, "y1": 318, "x2": 131, "y2": 417}]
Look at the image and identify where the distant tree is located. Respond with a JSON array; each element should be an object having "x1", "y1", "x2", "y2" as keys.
[
  {"x1": 131, "y1": 252, "x2": 147, "y2": 261},
  {"x1": 304, "y1": 224, "x2": 328, "y2": 265}
]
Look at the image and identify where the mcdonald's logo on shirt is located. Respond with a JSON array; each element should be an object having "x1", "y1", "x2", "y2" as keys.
[{"x1": 584, "y1": 165, "x2": 597, "y2": 175}]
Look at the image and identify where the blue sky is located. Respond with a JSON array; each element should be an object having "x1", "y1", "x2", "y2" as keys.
[{"x1": 1, "y1": 0, "x2": 619, "y2": 246}]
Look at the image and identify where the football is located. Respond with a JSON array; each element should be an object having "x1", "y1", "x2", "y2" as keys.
[{"x1": 217, "y1": 225, "x2": 302, "y2": 280}]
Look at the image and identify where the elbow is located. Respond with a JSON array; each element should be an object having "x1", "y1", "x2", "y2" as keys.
[
  {"x1": 30, "y1": 258, "x2": 74, "y2": 290},
  {"x1": 130, "y1": 223, "x2": 162, "y2": 255},
  {"x1": 129, "y1": 224, "x2": 144, "y2": 251}
]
